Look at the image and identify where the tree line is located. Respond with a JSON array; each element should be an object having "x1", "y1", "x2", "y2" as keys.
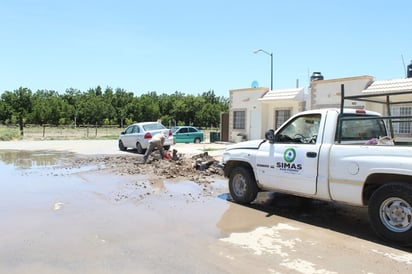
[{"x1": 0, "y1": 86, "x2": 229, "y2": 136}]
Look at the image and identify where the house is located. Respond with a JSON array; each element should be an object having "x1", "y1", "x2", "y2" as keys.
[
  {"x1": 228, "y1": 86, "x2": 307, "y2": 142},
  {"x1": 358, "y1": 78, "x2": 412, "y2": 141},
  {"x1": 309, "y1": 75, "x2": 374, "y2": 109},
  {"x1": 227, "y1": 73, "x2": 412, "y2": 142}
]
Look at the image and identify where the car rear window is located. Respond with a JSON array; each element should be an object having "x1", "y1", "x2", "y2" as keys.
[{"x1": 143, "y1": 123, "x2": 166, "y2": 131}]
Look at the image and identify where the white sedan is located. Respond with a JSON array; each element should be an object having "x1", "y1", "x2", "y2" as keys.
[{"x1": 118, "y1": 122, "x2": 174, "y2": 154}]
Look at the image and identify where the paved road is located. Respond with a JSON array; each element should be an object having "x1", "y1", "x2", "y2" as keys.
[{"x1": 0, "y1": 139, "x2": 228, "y2": 156}]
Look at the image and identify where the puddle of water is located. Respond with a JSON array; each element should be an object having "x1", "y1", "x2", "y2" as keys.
[
  {"x1": 164, "y1": 180, "x2": 203, "y2": 195},
  {"x1": 0, "y1": 150, "x2": 102, "y2": 179},
  {"x1": 0, "y1": 149, "x2": 72, "y2": 169},
  {"x1": 0, "y1": 149, "x2": 249, "y2": 273}
]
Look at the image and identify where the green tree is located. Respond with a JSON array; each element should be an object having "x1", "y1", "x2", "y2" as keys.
[
  {"x1": 1, "y1": 85, "x2": 229, "y2": 131},
  {"x1": 1, "y1": 87, "x2": 32, "y2": 136},
  {"x1": 138, "y1": 92, "x2": 161, "y2": 122},
  {"x1": 0, "y1": 95, "x2": 14, "y2": 124},
  {"x1": 112, "y1": 88, "x2": 134, "y2": 127},
  {"x1": 62, "y1": 88, "x2": 81, "y2": 126},
  {"x1": 30, "y1": 90, "x2": 63, "y2": 126},
  {"x1": 78, "y1": 89, "x2": 115, "y2": 125}
]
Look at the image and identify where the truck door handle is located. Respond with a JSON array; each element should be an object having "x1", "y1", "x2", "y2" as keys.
[{"x1": 306, "y1": 152, "x2": 317, "y2": 158}]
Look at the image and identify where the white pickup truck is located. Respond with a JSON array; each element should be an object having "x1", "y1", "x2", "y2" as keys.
[{"x1": 222, "y1": 106, "x2": 412, "y2": 246}]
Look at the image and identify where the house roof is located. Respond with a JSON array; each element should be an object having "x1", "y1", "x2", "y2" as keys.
[
  {"x1": 258, "y1": 88, "x2": 305, "y2": 102},
  {"x1": 349, "y1": 78, "x2": 412, "y2": 105},
  {"x1": 362, "y1": 78, "x2": 412, "y2": 93},
  {"x1": 310, "y1": 75, "x2": 374, "y2": 86}
]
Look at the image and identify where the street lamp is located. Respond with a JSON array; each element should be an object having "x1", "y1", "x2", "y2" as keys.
[{"x1": 254, "y1": 49, "x2": 273, "y2": 90}]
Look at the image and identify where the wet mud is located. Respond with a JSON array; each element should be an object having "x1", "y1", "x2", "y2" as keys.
[{"x1": 0, "y1": 149, "x2": 232, "y2": 273}]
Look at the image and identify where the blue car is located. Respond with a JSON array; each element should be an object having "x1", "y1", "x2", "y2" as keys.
[{"x1": 172, "y1": 126, "x2": 204, "y2": 143}]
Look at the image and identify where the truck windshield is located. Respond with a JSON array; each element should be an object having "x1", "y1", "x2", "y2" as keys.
[
  {"x1": 276, "y1": 114, "x2": 321, "y2": 144},
  {"x1": 337, "y1": 114, "x2": 387, "y2": 142}
]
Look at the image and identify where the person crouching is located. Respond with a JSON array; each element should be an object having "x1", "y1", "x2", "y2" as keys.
[{"x1": 143, "y1": 132, "x2": 167, "y2": 163}]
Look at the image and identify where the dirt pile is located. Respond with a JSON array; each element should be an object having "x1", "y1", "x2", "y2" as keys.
[{"x1": 67, "y1": 151, "x2": 224, "y2": 184}]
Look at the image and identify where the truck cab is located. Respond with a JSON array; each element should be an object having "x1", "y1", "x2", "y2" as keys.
[{"x1": 223, "y1": 108, "x2": 387, "y2": 199}]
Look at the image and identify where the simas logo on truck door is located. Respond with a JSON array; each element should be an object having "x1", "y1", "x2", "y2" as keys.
[{"x1": 276, "y1": 148, "x2": 302, "y2": 173}]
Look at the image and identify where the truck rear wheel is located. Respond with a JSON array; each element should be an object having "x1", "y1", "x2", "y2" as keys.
[
  {"x1": 228, "y1": 166, "x2": 258, "y2": 204},
  {"x1": 368, "y1": 183, "x2": 412, "y2": 246}
]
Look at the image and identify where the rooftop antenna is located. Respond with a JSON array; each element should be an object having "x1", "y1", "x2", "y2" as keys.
[{"x1": 401, "y1": 54, "x2": 407, "y2": 78}]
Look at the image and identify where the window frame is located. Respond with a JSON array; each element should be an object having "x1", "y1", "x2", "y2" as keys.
[{"x1": 233, "y1": 110, "x2": 246, "y2": 130}]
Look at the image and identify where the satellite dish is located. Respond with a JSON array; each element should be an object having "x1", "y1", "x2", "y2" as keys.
[{"x1": 251, "y1": 80, "x2": 259, "y2": 88}]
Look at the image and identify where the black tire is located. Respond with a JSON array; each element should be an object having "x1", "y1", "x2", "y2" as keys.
[
  {"x1": 368, "y1": 183, "x2": 412, "y2": 246},
  {"x1": 136, "y1": 143, "x2": 145, "y2": 154},
  {"x1": 228, "y1": 166, "x2": 259, "y2": 204},
  {"x1": 118, "y1": 140, "x2": 127, "y2": 151},
  {"x1": 194, "y1": 138, "x2": 201, "y2": 144}
]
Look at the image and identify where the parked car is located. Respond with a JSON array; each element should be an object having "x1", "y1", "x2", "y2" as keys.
[
  {"x1": 172, "y1": 126, "x2": 204, "y2": 143},
  {"x1": 118, "y1": 122, "x2": 174, "y2": 154}
]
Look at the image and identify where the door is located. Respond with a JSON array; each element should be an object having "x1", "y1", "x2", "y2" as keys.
[
  {"x1": 122, "y1": 125, "x2": 139, "y2": 147},
  {"x1": 255, "y1": 113, "x2": 321, "y2": 195},
  {"x1": 249, "y1": 109, "x2": 261, "y2": 140},
  {"x1": 175, "y1": 127, "x2": 189, "y2": 142}
]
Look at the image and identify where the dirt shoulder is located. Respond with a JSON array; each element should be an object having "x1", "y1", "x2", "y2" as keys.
[
  {"x1": 0, "y1": 139, "x2": 228, "y2": 184},
  {"x1": 0, "y1": 139, "x2": 227, "y2": 156}
]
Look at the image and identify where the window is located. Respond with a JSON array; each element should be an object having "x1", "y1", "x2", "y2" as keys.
[
  {"x1": 392, "y1": 106, "x2": 412, "y2": 134},
  {"x1": 338, "y1": 115, "x2": 387, "y2": 142},
  {"x1": 276, "y1": 114, "x2": 321, "y2": 144},
  {"x1": 143, "y1": 123, "x2": 166, "y2": 131},
  {"x1": 233, "y1": 111, "x2": 246, "y2": 129},
  {"x1": 178, "y1": 128, "x2": 188, "y2": 133},
  {"x1": 275, "y1": 109, "x2": 291, "y2": 129},
  {"x1": 125, "y1": 125, "x2": 135, "y2": 134}
]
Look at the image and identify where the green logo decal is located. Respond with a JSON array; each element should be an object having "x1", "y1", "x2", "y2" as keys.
[{"x1": 283, "y1": 148, "x2": 296, "y2": 163}]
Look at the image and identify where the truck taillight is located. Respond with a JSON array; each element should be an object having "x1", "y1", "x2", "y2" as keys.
[
  {"x1": 144, "y1": 132, "x2": 152, "y2": 139},
  {"x1": 356, "y1": 109, "x2": 366, "y2": 114}
]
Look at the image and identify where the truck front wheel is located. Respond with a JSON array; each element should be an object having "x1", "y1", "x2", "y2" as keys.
[
  {"x1": 369, "y1": 183, "x2": 412, "y2": 246},
  {"x1": 228, "y1": 166, "x2": 258, "y2": 204}
]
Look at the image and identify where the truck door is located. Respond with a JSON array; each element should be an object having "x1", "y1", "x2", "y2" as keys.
[{"x1": 256, "y1": 114, "x2": 322, "y2": 195}]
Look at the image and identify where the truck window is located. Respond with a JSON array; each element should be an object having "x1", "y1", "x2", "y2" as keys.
[
  {"x1": 275, "y1": 114, "x2": 321, "y2": 144},
  {"x1": 337, "y1": 115, "x2": 387, "y2": 142}
]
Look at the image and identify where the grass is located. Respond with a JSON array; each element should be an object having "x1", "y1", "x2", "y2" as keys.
[
  {"x1": 0, "y1": 126, "x2": 20, "y2": 141},
  {"x1": 0, "y1": 125, "x2": 120, "y2": 141}
]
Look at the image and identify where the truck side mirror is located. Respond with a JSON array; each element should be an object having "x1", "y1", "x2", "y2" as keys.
[{"x1": 265, "y1": 129, "x2": 275, "y2": 144}]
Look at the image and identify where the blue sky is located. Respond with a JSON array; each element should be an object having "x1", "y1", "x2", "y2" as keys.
[{"x1": 0, "y1": 0, "x2": 410, "y2": 97}]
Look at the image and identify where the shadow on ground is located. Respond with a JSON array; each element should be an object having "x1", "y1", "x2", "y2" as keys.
[{"x1": 219, "y1": 192, "x2": 412, "y2": 252}]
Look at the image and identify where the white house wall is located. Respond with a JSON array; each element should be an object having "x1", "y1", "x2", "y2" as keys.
[
  {"x1": 262, "y1": 101, "x2": 306, "y2": 131},
  {"x1": 310, "y1": 76, "x2": 374, "y2": 110},
  {"x1": 229, "y1": 87, "x2": 268, "y2": 142}
]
